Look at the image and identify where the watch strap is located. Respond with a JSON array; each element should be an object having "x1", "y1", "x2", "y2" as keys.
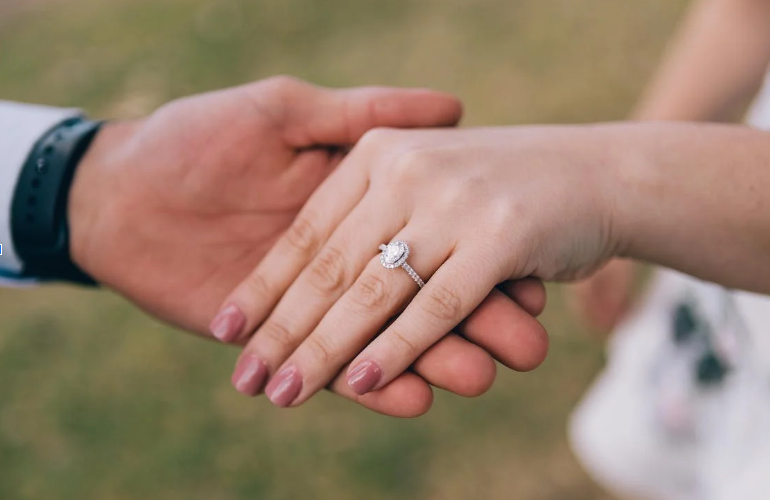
[{"x1": 11, "y1": 118, "x2": 102, "y2": 285}]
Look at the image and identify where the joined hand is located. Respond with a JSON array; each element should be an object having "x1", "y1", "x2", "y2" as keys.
[{"x1": 67, "y1": 77, "x2": 549, "y2": 416}]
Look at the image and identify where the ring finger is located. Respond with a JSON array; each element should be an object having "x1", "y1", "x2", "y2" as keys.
[
  {"x1": 230, "y1": 193, "x2": 410, "y2": 395},
  {"x1": 262, "y1": 222, "x2": 454, "y2": 406}
]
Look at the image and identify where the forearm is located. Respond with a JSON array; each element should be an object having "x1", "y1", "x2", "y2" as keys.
[
  {"x1": 606, "y1": 121, "x2": 770, "y2": 292},
  {"x1": 634, "y1": 0, "x2": 770, "y2": 121}
]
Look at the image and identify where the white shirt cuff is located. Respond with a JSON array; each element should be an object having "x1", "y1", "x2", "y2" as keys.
[{"x1": 0, "y1": 101, "x2": 81, "y2": 279}]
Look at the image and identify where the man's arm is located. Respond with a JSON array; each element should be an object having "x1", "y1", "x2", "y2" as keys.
[{"x1": 0, "y1": 101, "x2": 81, "y2": 282}]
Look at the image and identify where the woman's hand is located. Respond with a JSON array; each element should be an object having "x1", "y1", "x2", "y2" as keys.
[{"x1": 216, "y1": 125, "x2": 617, "y2": 407}]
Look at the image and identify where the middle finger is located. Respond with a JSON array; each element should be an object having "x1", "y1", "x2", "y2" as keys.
[
  {"x1": 263, "y1": 222, "x2": 452, "y2": 407},
  {"x1": 231, "y1": 192, "x2": 410, "y2": 396}
]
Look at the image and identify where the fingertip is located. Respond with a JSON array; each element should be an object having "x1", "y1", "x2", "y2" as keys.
[
  {"x1": 358, "y1": 373, "x2": 434, "y2": 418},
  {"x1": 501, "y1": 278, "x2": 547, "y2": 317},
  {"x1": 511, "y1": 320, "x2": 550, "y2": 372},
  {"x1": 209, "y1": 303, "x2": 247, "y2": 343},
  {"x1": 417, "y1": 89, "x2": 463, "y2": 125},
  {"x1": 368, "y1": 87, "x2": 464, "y2": 129},
  {"x1": 461, "y1": 289, "x2": 550, "y2": 372},
  {"x1": 410, "y1": 88, "x2": 464, "y2": 126},
  {"x1": 231, "y1": 352, "x2": 269, "y2": 396},
  {"x1": 332, "y1": 369, "x2": 434, "y2": 418},
  {"x1": 390, "y1": 378, "x2": 435, "y2": 418},
  {"x1": 444, "y1": 348, "x2": 497, "y2": 398},
  {"x1": 412, "y1": 335, "x2": 497, "y2": 398}
]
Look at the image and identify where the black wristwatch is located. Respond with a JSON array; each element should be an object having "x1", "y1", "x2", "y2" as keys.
[{"x1": 10, "y1": 117, "x2": 103, "y2": 286}]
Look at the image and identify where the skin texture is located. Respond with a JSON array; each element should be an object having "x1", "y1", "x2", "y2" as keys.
[
  {"x1": 67, "y1": 77, "x2": 548, "y2": 417},
  {"x1": 570, "y1": 0, "x2": 770, "y2": 332},
  {"x1": 222, "y1": 120, "x2": 770, "y2": 409}
]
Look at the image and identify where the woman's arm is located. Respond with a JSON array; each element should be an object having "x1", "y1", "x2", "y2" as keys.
[
  {"x1": 634, "y1": 0, "x2": 770, "y2": 121},
  {"x1": 606, "y1": 121, "x2": 770, "y2": 292},
  {"x1": 572, "y1": 0, "x2": 770, "y2": 330},
  {"x1": 212, "y1": 121, "x2": 770, "y2": 408}
]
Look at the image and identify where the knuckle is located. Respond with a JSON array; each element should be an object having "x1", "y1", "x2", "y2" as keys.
[
  {"x1": 284, "y1": 216, "x2": 320, "y2": 255},
  {"x1": 358, "y1": 127, "x2": 395, "y2": 152},
  {"x1": 421, "y1": 284, "x2": 463, "y2": 322},
  {"x1": 437, "y1": 177, "x2": 471, "y2": 207},
  {"x1": 260, "y1": 319, "x2": 295, "y2": 351},
  {"x1": 261, "y1": 75, "x2": 302, "y2": 94},
  {"x1": 449, "y1": 167, "x2": 489, "y2": 198},
  {"x1": 305, "y1": 335, "x2": 337, "y2": 365},
  {"x1": 494, "y1": 197, "x2": 525, "y2": 226},
  {"x1": 351, "y1": 273, "x2": 390, "y2": 310},
  {"x1": 243, "y1": 270, "x2": 272, "y2": 298},
  {"x1": 391, "y1": 329, "x2": 420, "y2": 358},
  {"x1": 391, "y1": 148, "x2": 433, "y2": 183},
  {"x1": 478, "y1": 198, "x2": 520, "y2": 245},
  {"x1": 307, "y1": 247, "x2": 347, "y2": 294},
  {"x1": 486, "y1": 218, "x2": 513, "y2": 247}
]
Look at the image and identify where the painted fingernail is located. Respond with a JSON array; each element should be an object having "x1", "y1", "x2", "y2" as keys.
[
  {"x1": 266, "y1": 366, "x2": 302, "y2": 407},
  {"x1": 210, "y1": 304, "x2": 245, "y2": 342},
  {"x1": 347, "y1": 360, "x2": 382, "y2": 395},
  {"x1": 231, "y1": 353, "x2": 268, "y2": 396}
]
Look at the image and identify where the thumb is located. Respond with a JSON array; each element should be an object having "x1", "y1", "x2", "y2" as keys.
[{"x1": 272, "y1": 78, "x2": 463, "y2": 147}]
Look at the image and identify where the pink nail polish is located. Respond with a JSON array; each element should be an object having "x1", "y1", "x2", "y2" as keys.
[
  {"x1": 231, "y1": 354, "x2": 267, "y2": 396},
  {"x1": 266, "y1": 366, "x2": 302, "y2": 407},
  {"x1": 347, "y1": 360, "x2": 382, "y2": 395},
  {"x1": 210, "y1": 304, "x2": 245, "y2": 342}
]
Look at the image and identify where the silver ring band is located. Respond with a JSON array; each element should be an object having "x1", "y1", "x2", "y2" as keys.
[{"x1": 379, "y1": 240, "x2": 426, "y2": 288}]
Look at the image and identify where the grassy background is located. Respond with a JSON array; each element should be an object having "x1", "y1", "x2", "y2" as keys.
[{"x1": 0, "y1": 1, "x2": 689, "y2": 498}]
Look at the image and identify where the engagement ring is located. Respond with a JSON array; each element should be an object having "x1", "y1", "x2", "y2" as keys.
[{"x1": 378, "y1": 240, "x2": 426, "y2": 288}]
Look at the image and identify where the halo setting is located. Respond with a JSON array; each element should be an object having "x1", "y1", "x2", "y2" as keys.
[
  {"x1": 379, "y1": 240, "x2": 410, "y2": 269},
  {"x1": 378, "y1": 240, "x2": 425, "y2": 288}
]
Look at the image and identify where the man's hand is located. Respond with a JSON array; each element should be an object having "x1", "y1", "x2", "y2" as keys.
[
  {"x1": 66, "y1": 77, "x2": 548, "y2": 416},
  {"x1": 568, "y1": 259, "x2": 638, "y2": 332},
  {"x1": 68, "y1": 77, "x2": 463, "y2": 332}
]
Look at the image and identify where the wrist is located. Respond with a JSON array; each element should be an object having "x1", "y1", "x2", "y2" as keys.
[
  {"x1": 11, "y1": 117, "x2": 107, "y2": 284},
  {"x1": 556, "y1": 123, "x2": 637, "y2": 265},
  {"x1": 598, "y1": 122, "x2": 662, "y2": 262},
  {"x1": 68, "y1": 120, "x2": 141, "y2": 281}
]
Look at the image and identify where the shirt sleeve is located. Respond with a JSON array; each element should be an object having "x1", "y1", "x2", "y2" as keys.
[{"x1": 0, "y1": 101, "x2": 81, "y2": 284}]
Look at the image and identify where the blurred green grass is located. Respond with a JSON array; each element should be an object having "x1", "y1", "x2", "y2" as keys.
[{"x1": 0, "y1": 1, "x2": 688, "y2": 498}]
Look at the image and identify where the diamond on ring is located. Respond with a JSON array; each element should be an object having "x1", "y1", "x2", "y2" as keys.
[{"x1": 379, "y1": 240, "x2": 425, "y2": 288}]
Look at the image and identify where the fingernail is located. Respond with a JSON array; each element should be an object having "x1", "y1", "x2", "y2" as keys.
[
  {"x1": 266, "y1": 366, "x2": 302, "y2": 407},
  {"x1": 231, "y1": 354, "x2": 268, "y2": 396},
  {"x1": 210, "y1": 304, "x2": 245, "y2": 342},
  {"x1": 347, "y1": 360, "x2": 382, "y2": 395}
]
